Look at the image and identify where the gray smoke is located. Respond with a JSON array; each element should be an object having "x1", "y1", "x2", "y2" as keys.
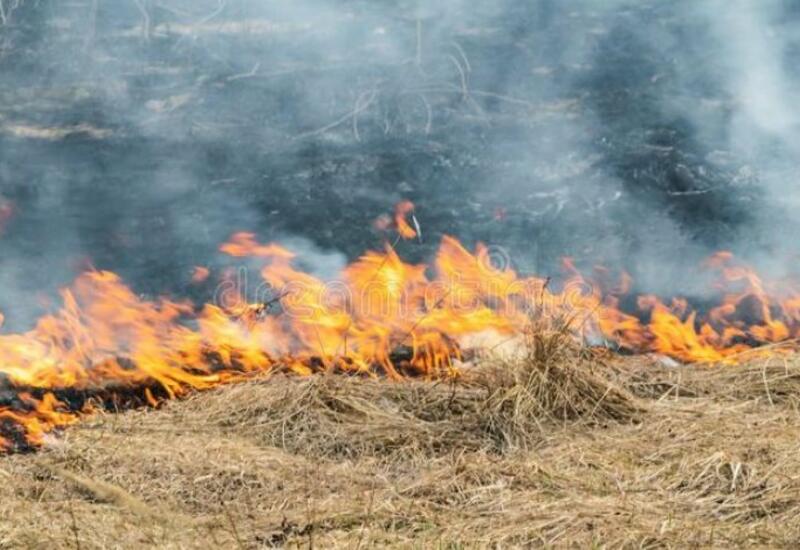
[{"x1": 0, "y1": 0, "x2": 798, "y2": 327}]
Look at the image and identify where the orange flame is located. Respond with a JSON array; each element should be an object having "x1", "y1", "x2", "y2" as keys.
[
  {"x1": 394, "y1": 200, "x2": 418, "y2": 240},
  {"x1": 191, "y1": 266, "x2": 210, "y2": 284},
  {"x1": 0, "y1": 221, "x2": 799, "y2": 451}
]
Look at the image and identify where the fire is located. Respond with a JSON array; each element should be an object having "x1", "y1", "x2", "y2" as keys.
[
  {"x1": 191, "y1": 266, "x2": 210, "y2": 284},
  {"x1": 0, "y1": 206, "x2": 799, "y2": 452},
  {"x1": 394, "y1": 200, "x2": 419, "y2": 240}
]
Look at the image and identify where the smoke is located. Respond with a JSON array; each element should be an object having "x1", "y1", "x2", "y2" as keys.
[
  {"x1": 666, "y1": 0, "x2": 800, "y2": 276},
  {"x1": 0, "y1": 0, "x2": 799, "y2": 327},
  {"x1": 703, "y1": 0, "x2": 799, "y2": 143}
]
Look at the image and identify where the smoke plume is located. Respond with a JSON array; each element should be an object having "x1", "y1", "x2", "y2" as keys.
[{"x1": 0, "y1": 0, "x2": 798, "y2": 326}]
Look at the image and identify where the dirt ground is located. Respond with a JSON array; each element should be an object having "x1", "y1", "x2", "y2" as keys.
[{"x1": 2, "y1": 345, "x2": 800, "y2": 548}]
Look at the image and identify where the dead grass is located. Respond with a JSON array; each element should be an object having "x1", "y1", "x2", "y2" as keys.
[
  {"x1": 186, "y1": 342, "x2": 641, "y2": 460},
  {"x1": 618, "y1": 352, "x2": 800, "y2": 406},
  {"x1": 3, "y1": 339, "x2": 800, "y2": 547}
]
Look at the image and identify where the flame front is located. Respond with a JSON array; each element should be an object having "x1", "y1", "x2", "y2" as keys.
[{"x1": 1, "y1": 226, "x2": 799, "y2": 451}]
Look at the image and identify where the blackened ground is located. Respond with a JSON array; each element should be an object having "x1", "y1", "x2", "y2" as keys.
[{"x1": 0, "y1": 1, "x2": 772, "y2": 325}]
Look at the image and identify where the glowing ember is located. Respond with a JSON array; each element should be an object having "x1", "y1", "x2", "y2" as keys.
[{"x1": 0, "y1": 203, "x2": 799, "y2": 451}]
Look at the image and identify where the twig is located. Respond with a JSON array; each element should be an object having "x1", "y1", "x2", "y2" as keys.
[
  {"x1": 411, "y1": 213, "x2": 422, "y2": 243},
  {"x1": 352, "y1": 90, "x2": 376, "y2": 142},
  {"x1": 305, "y1": 498, "x2": 316, "y2": 549},
  {"x1": 666, "y1": 188, "x2": 716, "y2": 197},
  {"x1": 447, "y1": 54, "x2": 469, "y2": 99},
  {"x1": 354, "y1": 488, "x2": 376, "y2": 550},
  {"x1": 234, "y1": 289, "x2": 292, "y2": 320},
  {"x1": 132, "y1": 0, "x2": 151, "y2": 42},
  {"x1": 0, "y1": 0, "x2": 20, "y2": 26},
  {"x1": 222, "y1": 499, "x2": 245, "y2": 550},
  {"x1": 417, "y1": 93, "x2": 433, "y2": 134},
  {"x1": 451, "y1": 41, "x2": 472, "y2": 73},
  {"x1": 722, "y1": 338, "x2": 800, "y2": 363},
  {"x1": 294, "y1": 89, "x2": 377, "y2": 141},
  {"x1": 68, "y1": 501, "x2": 82, "y2": 550},
  {"x1": 415, "y1": 18, "x2": 423, "y2": 67},
  {"x1": 197, "y1": 0, "x2": 227, "y2": 25},
  {"x1": 390, "y1": 289, "x2": 452, "y2": 351},
  {"x1": 227, "y1": 62, "x2": 260, "y2": 82},
  {"x1": 540, "y1": 276, "x2": 552, "y2": 303},
  {"x1": 449, "y1": 86, "x2": 537, "y2": 108},
  {"x1": 169, "y1": 0, "x2": 226, "y2": 51}
]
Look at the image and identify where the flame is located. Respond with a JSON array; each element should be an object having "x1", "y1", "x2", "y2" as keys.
[
  {"x1": 1, "y1": 221, "x2": 800, "y2": 451},
  {"x1": 394, "y1": 200, "x2": 418, "y2": 240},
  {"x1": 191, "y1": 266, "x2": 210, "y2": 284}
]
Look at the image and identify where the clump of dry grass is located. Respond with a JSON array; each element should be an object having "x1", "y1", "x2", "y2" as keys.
[
  {"x1": 182, "y1": 318, "x2": 641, "y2": 458},
  {"x1": 471, "y1": 314, "x2": 644, "y2": 443}
]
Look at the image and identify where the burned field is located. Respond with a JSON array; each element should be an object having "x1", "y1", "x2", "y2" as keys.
[{"x1": 3, "y1": 1, "x2": 800, "y2": 548}]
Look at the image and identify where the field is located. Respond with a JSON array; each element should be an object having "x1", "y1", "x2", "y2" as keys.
[
  {"x1": 3, "y1": 337, "x2": 800, "y2": 548},
  {"x1": 2, "y1": 2, "x2": 800, "y2": 548}
]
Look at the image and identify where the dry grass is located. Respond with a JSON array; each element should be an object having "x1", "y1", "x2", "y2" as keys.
[
  {"x1": 3, "y1": 336, "x2": 800, "y2": 547},
  {"x1": 189, "y1": 345, "x2": 642, "y2": 460}
]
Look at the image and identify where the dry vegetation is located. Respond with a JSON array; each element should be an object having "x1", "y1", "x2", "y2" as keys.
[{"x1": 3, "y1": 332, "x2": 800, "y2": 548}]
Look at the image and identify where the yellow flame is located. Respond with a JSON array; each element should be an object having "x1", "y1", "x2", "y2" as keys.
[{"x1": 0, "y1": 217, "x2": 799, "y2": 451}]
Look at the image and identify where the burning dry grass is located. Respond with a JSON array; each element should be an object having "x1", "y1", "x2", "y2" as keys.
[
  {"x1": 3, "y1": 345, "x2": 800, "y2": 547},
  {"x1": 188, "y1": 338, "x2": 642, "y2": 459}
]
